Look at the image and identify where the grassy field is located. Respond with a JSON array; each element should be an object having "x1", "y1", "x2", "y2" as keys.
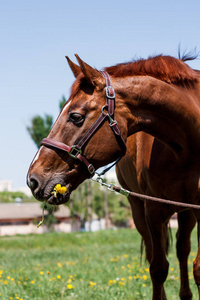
[{"x1": 0, "y1": 228, "x2": 198, "y2": 300}]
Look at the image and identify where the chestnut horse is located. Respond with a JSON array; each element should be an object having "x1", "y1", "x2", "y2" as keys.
[
  {"x1": 27, "y1": 54, "x2": 200, "y2": 300},
  {"x1": 116, "y1": 134, "x2": 197, "y2": 300}
]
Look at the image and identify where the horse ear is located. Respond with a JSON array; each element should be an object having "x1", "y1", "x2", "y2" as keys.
[
  {"x1": 65, "y1": 56, "x2": 82, "y2": 78},
  {"x1": 75, "y1": 54, "x2": 105, "y2": 90}
]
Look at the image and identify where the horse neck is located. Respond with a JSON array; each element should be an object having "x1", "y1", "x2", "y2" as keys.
[{"x1": 114, "y1": 75, "x2": 200, "y2": 160}]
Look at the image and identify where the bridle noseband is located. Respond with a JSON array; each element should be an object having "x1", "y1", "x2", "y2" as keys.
[{"x1": 41, "y1": 71, "x2": 126, "y2": 176}]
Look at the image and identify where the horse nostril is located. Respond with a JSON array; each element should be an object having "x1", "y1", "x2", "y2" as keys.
[
  {"x1": 27, "y1": 176, "x2": 39, "y2": 192},
  {"x1": 27, "y1": 174, "x2": 44, "y2": 200}
]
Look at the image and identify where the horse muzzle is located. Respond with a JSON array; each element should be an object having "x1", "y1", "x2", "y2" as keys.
[{"x1": 27, "y1": 173, "x2": 71, "y2": 205}]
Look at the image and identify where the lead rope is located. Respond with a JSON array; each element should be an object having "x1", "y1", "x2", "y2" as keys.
[{"x1": 91, "y1": 175, "x2": 200, "y2": 210}]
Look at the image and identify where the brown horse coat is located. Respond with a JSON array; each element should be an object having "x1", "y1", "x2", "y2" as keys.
[{"x1": 27, "y1": 54, "x2": 200, "y2": 300}]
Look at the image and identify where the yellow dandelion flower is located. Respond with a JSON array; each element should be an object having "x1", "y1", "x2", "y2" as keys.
[
  {"x1": 57, "y1": 262, "x2": 62, "y2": 268},
  {"x1": 60, "y1": 186, "x2": 67, "y2": 194},
  {"x1": 55, "y1": 184, "x2": 61, "y2": 191},
  {"x1": 139, "y1": 268, "x2": 144, "y2": 273},
  {"x1": 52, "y1": 184, "x2": 67, "y2": 197},
  {"x1": 67, "y1": 284, "x2": 74, "y2": 289}
]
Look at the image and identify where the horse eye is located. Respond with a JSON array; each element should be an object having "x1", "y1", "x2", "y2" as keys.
[{"x1": 69, "y1": 113, "x2": 84, "y2": 125}]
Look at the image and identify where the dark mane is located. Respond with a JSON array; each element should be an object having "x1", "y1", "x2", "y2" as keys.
[{"x1": 105, "y1": 55, "x2": 197, "y2": 86}]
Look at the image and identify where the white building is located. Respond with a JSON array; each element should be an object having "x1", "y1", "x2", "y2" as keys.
[
  {"x1": 0, "y1": 202, "x2": 81, "y2": 236},
  {"x1": 0, "y1": 180, "x2": 13, "y2": 192}
]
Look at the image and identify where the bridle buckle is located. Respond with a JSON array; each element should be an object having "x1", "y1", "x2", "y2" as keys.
[
  {"x1": 69, "y1": 146, "x2": 82, "y2": 159},
  {"x1": 88, "y1": 164, "x2": 95, "y2": 175},
  {"x1": 106, "y1": 86, "x2": 115, "y2": 99}
]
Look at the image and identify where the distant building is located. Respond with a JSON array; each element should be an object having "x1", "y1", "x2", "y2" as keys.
[
  {"x1": 0, "y1": 180, "x2": 13, "y2": 192},
  {"x1": 0, "y1": 202, "x2": 81, "y2": 236}
]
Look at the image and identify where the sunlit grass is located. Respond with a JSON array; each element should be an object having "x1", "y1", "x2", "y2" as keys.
[{"x1": 0, "y1": 228, "x2": 198, "y2": 299}]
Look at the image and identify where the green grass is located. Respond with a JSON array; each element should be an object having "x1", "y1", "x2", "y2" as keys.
[{"x1": 0, "y1": 228, "x2": 198, "y2": 299}]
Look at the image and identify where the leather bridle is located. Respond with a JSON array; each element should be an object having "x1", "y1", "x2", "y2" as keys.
[{"x1": 41, "y1": 71, "x2": 126, "y2": 176}]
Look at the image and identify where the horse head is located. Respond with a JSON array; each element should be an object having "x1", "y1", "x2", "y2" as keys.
[{"x1": 27, "y1": 55, "x2": 127, "y2": 205}]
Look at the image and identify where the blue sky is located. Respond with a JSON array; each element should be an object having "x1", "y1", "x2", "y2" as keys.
[{"x1": 1, "y1": 0, "x2": 200, "y2": 190}]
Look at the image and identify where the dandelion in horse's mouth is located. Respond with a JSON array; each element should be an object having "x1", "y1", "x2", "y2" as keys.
[
  {"x1": 52, "y1": 184, "x2": 67, "y2": 198},
  {"x1": 37, "y1": 184, "x2": 66, "y2": 227}
]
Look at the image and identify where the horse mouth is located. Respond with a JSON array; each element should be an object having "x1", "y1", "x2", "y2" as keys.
[
  {"x1": 46, "y1": 183, "x2": 71, "y2": 205},
  {"x1": 47, "y1": 190, "x2": 70, "y2": 205},
  {"x1": 32, "y1": 182, "x2": 71, "y2": 205}
]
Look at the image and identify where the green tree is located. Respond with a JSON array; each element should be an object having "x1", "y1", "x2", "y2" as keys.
[
  {"x1": 0, "y1": 191, "x2": 34, "y2": 203},
  {"x1": 59, "y1": 96, "x2": 66, "y2": 111},
  {"x1": 27, "y1": 96, "x2": 66, "y2": 149},
  {"x1": 69, "y1": 179, "x2": 132, "y2": 228},
  {"x1": 27, "y1": 114, "x2": 53, "y2": 148}
]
